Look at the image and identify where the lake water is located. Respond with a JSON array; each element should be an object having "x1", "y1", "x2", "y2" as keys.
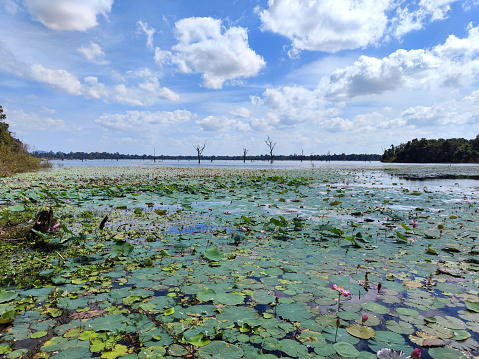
[{"x1": 52, "y1": 159, "x2": 479, "y2": 169}]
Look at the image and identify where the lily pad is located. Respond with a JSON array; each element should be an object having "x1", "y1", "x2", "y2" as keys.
[
  {"x1": 334, "y1": 342, "x2": 360, "y2": 358},
  {"x1": 197, "y1": 341, "x2": 243, "y2": 358},
  {"x1": 346, "y1": 324, "x2": 376, "y2": 339}
]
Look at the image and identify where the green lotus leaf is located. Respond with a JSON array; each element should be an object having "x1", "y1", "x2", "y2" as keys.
[
  {"x1": 49, "y1": 346, "x2": 92, "y2": 359},
  {"x1": 215, "y1": 293, "x2": 245, "y2": 306},
  {"x1": 31, "y1": 330, "x2": 48, "y2": 339},
  {"x1": 435, "y1": 315, "x2": 467, "y2": 330},
  {"x1": 276, "y1": 303, "x2": 311, "y2": 322},
  {"x1": 0, "y1": 291, "x2": 17, "y2": 303},
  {"x1": 204, "y1": 248, "x2": 223, "y2": 261},
  {"x1": 386, "y1": 320, "x2": 415, "y2": 335},
  {"x1": 0, "y1": 344, "x2": 12, "y2": 355},
  {"x1": 334, "y1": 342, "x2": 360, "y2": 358},
  {"x1": 138, "y1": 345, "x2": 166, "y2": 358},
  {"x1": 197, "y1": 341, "x2": 243, "y2": 359},
  {"x1": 6, "y1": 349, "x2": 28, "y2": 358},
  {"x1": 322, "y1": 327, "x2": 359, "y2": 345},
  {"x1": 361, "y1": 302, "x2": 389, "y2": 314},
  {"x1": 396, "y1": 308, "x2": 419, "y2": 316},
  {"x1": 428, "y1": 347, "x2": 467, "y2": 359},
  {"x1": 277, "y1": 339, "x2": 309, "y2": 357},
  {"x1": 465, "y1": 301, "x2": 479, "y2": 313},
  {"x1": 89, "y1": 314, "x2": 128, "y2": 333},
  {"x1": 216, "y1": 306, "x2": 258, "y2": 324}
]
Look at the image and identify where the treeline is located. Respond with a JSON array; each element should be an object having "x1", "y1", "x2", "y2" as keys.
[
  {"x1": 0, "y1": 106, "x2": 50, "y2": 177},
  {"x1": 36, "y1": 151, "x2": 381, "y2": 162},
  {"x1": 382, "y1": 136, "x2": 479, "y2": 163}
]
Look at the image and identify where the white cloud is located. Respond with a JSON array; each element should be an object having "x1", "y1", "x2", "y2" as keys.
[
  {"x1": 196, "y1": 115, "x2": 236, "y2": 132},
  {"x1": 231, "y1": 107, "x2": 250, "y2": 118},
  {"x1": 248, "y1": 113, "x2": 281, "y2": 131},
  {"x1": 156, "y1": 17, "x2": 266, "y2": 89},
  {"x1": 77, "y1": 42, "x2": 109, "y2": 65},
  {"x1": 391, "y1": 0, "x2": 458, "y2": 38},
  {"x1": 95, "y1": 110, "x2": 194, "y2": 132},
  {"x1": 29, "y1": 64, "x2": 84, "y2": 95},
  {"x1": 397, "y1": 90, "x2": 479, "y2": 127},
  {"x1": 137, "y1": 20, "x2": 156, "y2": 50},
  {"x1": 25, "y1": 0, "x2": 113, "y2": 31},
  {"x1": 326, "y1": 26, "x2": 479, "y2": 101},
  {"x1": 234, "y1": 121, "x2": 253, "y2": 132},
  {"x1": 258, "y1": 0, "x2": 390, "y2": 53},
  {"x1": 262, "y1": 86, "x2": 333, "y2": 125},
  {"x1": 8, "y1": 109, "x2": 69, "y2": 132},
  {"x1": 0, "y1": 43, "x2": 179, "y2": 105}
]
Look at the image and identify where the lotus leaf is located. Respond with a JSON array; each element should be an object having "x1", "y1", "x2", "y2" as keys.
[
  {"x1": 276, "y1": 303, "x2": 311, "y2": 322},
  {"x1": 204, "y1": 248, "x2": 223, "y2": 261},
  {"x1": 428, "y1": 347, "x2": 467, "y2": 359},
  {"x1": 215, "y1": 292, "x2": 245, "y2": 305},
  {"x1": 0, "y1": 291, "x2": 17, "y2": 303},
  {"x1": 197, "y1": 341, "x2": 243, "y2": 359},
  {"x1": 322, "y1": 327, "x2": 360, "y2": 344},
  {"x1": 347, "y1": 324, "x2": 376, "y2": 339},
  {"x1": 465, "y1": 301, "x2": 479, "y2": 313},
  {"x1": 386, "y1": 320, "x2": 415, "y2": 335},
  {"x1": 362, "y1": 302, "x2": 389, "y2": 314}
]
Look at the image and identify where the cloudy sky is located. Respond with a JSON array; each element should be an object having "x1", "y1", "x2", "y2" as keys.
[{"x1": 1, "y1": 0, "x2": 478, "y2": 156}]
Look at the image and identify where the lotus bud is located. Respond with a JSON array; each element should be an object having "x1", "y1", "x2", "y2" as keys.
[
  {"x1": 411, "y1": 348, "x2": 421, "y2": 359},
  {"x1": 362, "y1": 314, "x2": 368, "y2": 323}
]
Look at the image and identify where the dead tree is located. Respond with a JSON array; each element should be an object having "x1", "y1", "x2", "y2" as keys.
[
  {"x1": 153, "y1": 147, "x2": 156, "y2": 163},
  {"x1": 265, "y1": 136, "x2": 276, "y2": 163},
  {"x1": 242, "y1": 148, "x2": 248, "y2": 163},
  {"x1": 300, "y1": 149, "x2": 304, "y2": 162},
  {"x1": 194, "y1": 142, "x2": 206, "y2": 164}
]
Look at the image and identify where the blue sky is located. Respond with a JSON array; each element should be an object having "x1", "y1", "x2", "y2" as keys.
[{"x1": 1, "y1": 0, "x2": 478, "y2": 156}]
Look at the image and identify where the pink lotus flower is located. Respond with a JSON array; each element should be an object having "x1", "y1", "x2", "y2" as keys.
[
  {"x1": 241, "y1": 227, "x2": 247, "y2": 232},
  {"x1": 331, "y1": 283, "x2": 338, "y2": 290},
  {"x1": 225, "y1": 210, "x2": 232, "y2": 214},
  {"x1": 66, "y1": 199, "x2": 70, "y2": 203},
  {"x1": 51, "y1": 223, "x2": 60, "y2": 231},
  {"x1": 139, "y1": 191, "x2": 143, "y2": 194},
  {"x1": 362, "y1": 314, "x2": 368, "y2": 323}
]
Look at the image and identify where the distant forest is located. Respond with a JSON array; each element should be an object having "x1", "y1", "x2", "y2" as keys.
[
  {"x1": 381, "y1": 136, "x2": 479, "y2": 163},
  {"x1": 35, "y1": 151, "x2": 381, "y2": 162}
]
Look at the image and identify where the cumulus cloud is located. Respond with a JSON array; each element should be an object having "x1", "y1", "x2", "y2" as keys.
[
  {"x1": 7, "y1": 109, "x2": 69, "y2": 132},
  {"x1": 196, "y1": 115, "x2": 236, "y2": 131},
  {"x1": 258, "y1": 0, "x2": 390, "y2": 53},
  {"x1": 77, "y1": 42, "x2": 109, "y2": 64},
  {"x1": 326, "y1": 26, "x2": 479, "y2": 100},
  {"x1": 25, "y1": 0, "x2": 113, "y2": 31},
  {"x1": 231, "y1": 107, "x2": 250, "y2": 118},
  {"x1": 155, "y1": 17, "x2": 266, "y2": 89},
  {"x1": 29, "y1": 64, "x2": 84, "y2": 95},
  {"x1": 397, "y1": 90, "x2": 479, "y2": 127},
  {"x1": 137, "y1": 20, "x2": 156, "y2": 50},
  {"x1": 262, "y1": 86, "x2": 334, "y2": 125},
  {"x1": 95, "y1": 110, "x2": 194, "y2": 132}
]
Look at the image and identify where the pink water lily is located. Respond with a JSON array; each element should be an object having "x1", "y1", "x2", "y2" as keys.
[
  {"x1": 225, "y1": 210, "x2": 232, "y2": 214},
  {"x1": 362, "y1": 314, "x2": 368, "y2": 323}
]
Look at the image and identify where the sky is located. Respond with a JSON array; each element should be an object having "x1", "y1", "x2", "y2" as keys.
[{"x1": 1, "y1": 0, "x2": 478, "y2": 157}]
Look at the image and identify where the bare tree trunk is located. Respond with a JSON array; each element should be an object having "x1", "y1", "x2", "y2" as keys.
[
  {"x1": 265, "y1": 136, "x2": 276, "y2": 164},
  {"x1": 243, "y1": 148, "x2": 248, "y2": 163},
  {"x1": 194, "y1": 142, "x2": 206, "y2": 164}
]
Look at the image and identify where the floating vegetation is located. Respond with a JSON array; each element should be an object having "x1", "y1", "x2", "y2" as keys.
[{"x1": 0, "y1": 164, "x2": 478, "y2": 358}]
